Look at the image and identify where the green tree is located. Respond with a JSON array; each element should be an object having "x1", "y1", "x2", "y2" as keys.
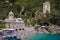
[{"x1": 0, "y1": 22, "x2": 6, "y2": 29}]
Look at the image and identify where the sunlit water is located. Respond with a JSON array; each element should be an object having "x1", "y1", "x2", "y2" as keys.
[{"x1": 24, "y1": 33, "x2": 60, "y2": 40}]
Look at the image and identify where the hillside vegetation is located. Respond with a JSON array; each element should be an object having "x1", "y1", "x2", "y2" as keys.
[{"x1": 0, "y1": 0, "x2": 60, "y2": 27}]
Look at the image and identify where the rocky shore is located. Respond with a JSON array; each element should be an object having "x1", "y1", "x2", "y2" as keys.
[
  {"x1": 35, "y1": 24, "x2": 60, "y2": 34},
  {"x1": 15, "y1": 27, "x2": 37, "y2": 40},
  {"x1": 18, "y1": 24, "x2": 60, "y2": 40},
  {"x1": 0, "y1": 24, "x2": 60, "y2": 40},
  {"x1": 17, "y1": 24, "x2": 60, "y2": 39}
]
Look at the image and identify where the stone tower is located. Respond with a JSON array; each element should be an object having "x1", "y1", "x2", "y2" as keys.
[
  {"x1": 43, "y1": 1, "x2": 50, "y2": 13},
  {"x1": 9, "y1": 11, "x2": 14, "y2": 20}
]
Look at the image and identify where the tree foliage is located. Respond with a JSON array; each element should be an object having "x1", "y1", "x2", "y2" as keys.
[
  {"x1": 0, "y1": 22, "x2": 6, "y2": 29},
  {"x1": 0, "y1": 0, "x2": 60, "y2": 26}
]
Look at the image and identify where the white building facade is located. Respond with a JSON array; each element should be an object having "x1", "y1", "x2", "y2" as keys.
[
  {"x1": 43, "y1": 1, "x2": 50, "y2": 13},
  {"x1": 4, "y1": 11, "x2": 25, "y2": 30}
]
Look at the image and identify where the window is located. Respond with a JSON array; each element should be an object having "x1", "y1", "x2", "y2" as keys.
[
  {"x1": 19, "y1": 29, "x2": 21, "y2": 30},
  {"x1": 16, "y1": 29, "x2": 17, "y2": 31},
  {"x1": 10, "y1": 14, "x2": 13, "y2": 16}
]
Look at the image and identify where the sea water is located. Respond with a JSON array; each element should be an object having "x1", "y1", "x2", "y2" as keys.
[{"x1": 24, "y1": 33, "x2": 60, "y2": 40}]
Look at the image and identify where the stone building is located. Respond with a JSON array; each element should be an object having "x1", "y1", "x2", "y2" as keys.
[
  {"x1": 43, "y1": 1, "x2": 50, "y2": 13},
  {"x1": 3, "y1": 11, "x2": 25, "y2": 30}
]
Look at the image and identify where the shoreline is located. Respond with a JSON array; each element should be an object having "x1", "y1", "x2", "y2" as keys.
[{"x1": 0, "y1": 25, "x2": 60, "y2": 40}]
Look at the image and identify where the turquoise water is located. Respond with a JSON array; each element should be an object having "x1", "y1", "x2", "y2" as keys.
[{"x1": 24, "y1": 33, "x2": 60, "y2": 40}]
